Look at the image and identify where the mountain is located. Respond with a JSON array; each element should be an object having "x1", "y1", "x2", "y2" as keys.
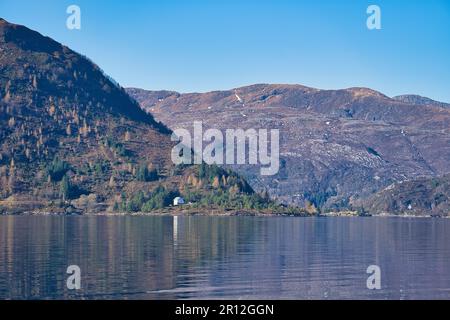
[
  {"x1": 0, "y1": 18, "x2": 288, "y2": 215},
  {"x1": 127, "y1": 84, "x2": 450, "y2": 214},
  {"x1": 359, "y1": 174, "x2": 450, "y2": 216},
  {"x1": 393, "y1": 95, "x2": 450, "y2": 109}
]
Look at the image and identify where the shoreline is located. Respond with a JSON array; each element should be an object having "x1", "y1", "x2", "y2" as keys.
[
  {"x1": 0, "y1": 209, "x2": 447, "y2": 218},
  {"x1": 1, "y1": 201, "x2": 447, "y2": 218},
  {"x1": 2, "y1": 208, "x2": 311, "y2": 217}
]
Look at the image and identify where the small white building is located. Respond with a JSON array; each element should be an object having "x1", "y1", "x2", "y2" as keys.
[{"x1": 173, "y1": 197, "x2": 185, "y2": 206}]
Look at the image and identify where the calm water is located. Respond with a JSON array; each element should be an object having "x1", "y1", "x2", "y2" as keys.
[{"x1": 0, "y1": 216, "x2": 450, "y2": 300}]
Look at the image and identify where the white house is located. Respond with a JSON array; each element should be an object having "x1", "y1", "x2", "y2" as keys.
[{"x1": 173, "y1": 197, "x2": 185, "y2": 206}]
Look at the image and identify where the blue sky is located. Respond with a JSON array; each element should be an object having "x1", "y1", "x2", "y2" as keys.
[{"x1": 1, "y1": 0, "x2": 449, "y2": 102}]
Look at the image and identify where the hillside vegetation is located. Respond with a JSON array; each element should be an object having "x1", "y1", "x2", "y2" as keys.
[{"x1": 0, "y1": 18, "x2": 303, "y2": 216}]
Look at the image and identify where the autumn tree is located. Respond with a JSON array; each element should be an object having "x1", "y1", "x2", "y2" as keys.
[
  {"x1": 305, "y1": 200, "x2": 318, "y2": 215},
  {"x1": 81, "y1": 120, "x2": 88, "y2": 137},
  {"x1": 4, "y1": 90, "x2": 11, "y2": 102},
  {"x1": 230, "y1": 184, "x2": 240, "y2": 195},
  {"x1": 109, "y1": 175, "x2": 115, "y2": 188},
  {"x1": 32, "y1": 75, "x2": 38, "y2": 89},
  {"x1": 221, "y1": 175, "x2": 227, "y2": 186},
  {"x1": 212, "y1": 176, "x2": 220, "y2": 188},
  {"x1": 191, "y1": 176, "x2": 199, "y2": 188},
  {"x1": 49, "y1": 103, "x2": 56, "y2": 116},
  {"x1": 8, "y1": 160, "x2": 16, "y2": 194},
  {"x1": 8, "y1": 174, "x2": 15, "y2": 195}
]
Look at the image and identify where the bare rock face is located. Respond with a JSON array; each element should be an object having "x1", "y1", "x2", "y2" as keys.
[
  {"x1": 128, "y1": 84, "x2": 450, "y2": 213},
  {"x1": 393, "y1": 95, "x2": 450, "y2": 109}
]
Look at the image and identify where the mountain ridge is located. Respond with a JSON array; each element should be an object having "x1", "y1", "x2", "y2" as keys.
[
  {"x1": 393, "y1": 94, "x2": 450, "y2": 109},
  {"x1": 128, "y1": 84, "x2": 449, "y2": 106},
  {"x1": 128, "y1": 84, "x2": 450, "y2": 215}
]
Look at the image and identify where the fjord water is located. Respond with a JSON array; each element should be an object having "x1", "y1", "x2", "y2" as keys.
[{"x1": 0, "y1": 216, "x2": 449, "y2": 300}]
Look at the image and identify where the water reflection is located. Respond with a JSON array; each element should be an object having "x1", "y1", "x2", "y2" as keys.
[{"x1": 0, "y1": 216, "x2": 450, "y2": 299}]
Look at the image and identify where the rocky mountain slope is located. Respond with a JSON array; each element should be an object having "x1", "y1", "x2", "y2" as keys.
[
  {"x1": 128, "y1": 85, "x2": 450, "y2": 214},
  {"x1": 393, "y1": 95, "x2": 450, "y2": 109},
  {"x1": 359, "y1": 174, "x2": 450, "y2": 216},
  {"x1": 0, "y1": 18, "x2": 288, "y2": 215}
]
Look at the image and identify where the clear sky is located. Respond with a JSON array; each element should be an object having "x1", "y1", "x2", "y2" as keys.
[{"x1": 1, "y1": 0, "x2": 449, "y2": 102}]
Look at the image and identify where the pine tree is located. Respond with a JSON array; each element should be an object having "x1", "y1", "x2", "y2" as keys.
[
  {"x1": 261, "y1": 189, "x2": 270, "y2": 201},
  {"x1": 59, "y1": 175, "x2": 71, "y2": 201}
]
